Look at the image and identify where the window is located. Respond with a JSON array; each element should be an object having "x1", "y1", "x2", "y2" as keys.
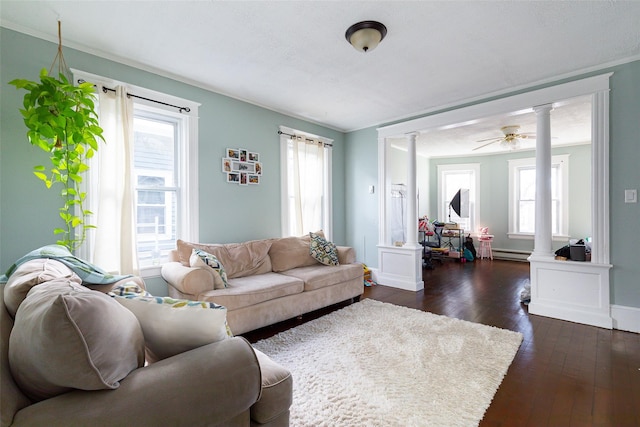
[
  {"x1": 437, "y1": 164, "x2": 480, "y2": 233},
  {"x1": 132, "y1": 113, "x2": 180, "y2": 266},
  {"x1": 508, "y1": 155, "x2": 569, "y2": 239},
  {"x1": 279, "y1": 126, "x2": 333, "y2": 239},
  {"x1": 74, "y1": 70, "x2": 199, "y2": 276}
]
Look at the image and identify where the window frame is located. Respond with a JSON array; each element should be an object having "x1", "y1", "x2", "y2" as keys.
[
  {"x1": 508, "y1": 154, "x2": 569, "y2": 240},
  {"x1": 436, "y1": 163, "x2": 480, "y2": 234}
]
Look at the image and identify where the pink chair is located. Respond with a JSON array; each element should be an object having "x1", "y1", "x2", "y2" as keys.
[{"x1": 478, "y1": 227, "x2": 494, "y2": 260}]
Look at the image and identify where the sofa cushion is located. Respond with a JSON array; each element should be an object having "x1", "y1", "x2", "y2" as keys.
[
  {"x1": 309, "y1": 232, "x2": 339, "y2": 266},
  {"x1": 251, "y1": 349, "x2": 293, "y2": 424},
  {"x1": 177, "y1": 239, "x2": 272, "y2": 279},
  {"x1": 269, "y1": 233, "x2": 323, "y2": 272},
  {"x1": 281, "y1": 263, "x2": 364, "y2": 292},
  {"x1": 9, "y1": 279, "x2": 145, "y2": 401},
  {"x1": 4, "y1": 258, "x2": 81, "y2": 318},
  {"x1": 189, "y1": 248, "x2": 229, "y2": 289},
  {"x1": 197, "y1": 272, "x2": 304, "y2": 311},
  {"x1": 112, "y1": 290, "x2": 231, "y2": 363}
]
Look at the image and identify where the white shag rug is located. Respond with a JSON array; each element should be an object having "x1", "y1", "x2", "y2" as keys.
[{"x1": 252, "y1": 299, "x2": 523, "y2": 427}]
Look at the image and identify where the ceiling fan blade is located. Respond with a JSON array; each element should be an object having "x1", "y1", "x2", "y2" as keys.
[
  {"x1": 472, "y1": 139, "x2": 500, "y2": 151},
  {"x1": 475, "y1": 137, "x2": 503, "y2": 143}
]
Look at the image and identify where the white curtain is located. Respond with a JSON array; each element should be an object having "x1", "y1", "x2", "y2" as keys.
[
  {"x1": 91, "y1": 86, "x2": 138, "y2": 275},
  {"x1": 290, "y1": 136, "x2": 325, "y2": 236}
]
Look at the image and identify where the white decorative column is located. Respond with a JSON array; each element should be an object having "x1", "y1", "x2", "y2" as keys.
[
  {"x1": 528, "y1": 99, "x2": 612, "y2": 329},
  {"x1": 405, "y1": 132, "x2": 419, "y2": 249},
  {"x1": 531, "y1": 104, "x2": 554, "y2": 260},
  {"x1": 376, "y1": 134, "x2": 424, "y2": 292}
]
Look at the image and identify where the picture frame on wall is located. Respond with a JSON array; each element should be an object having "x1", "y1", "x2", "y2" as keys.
[
  {"x1": 227, "y1": 148, "x2": 239, "y2": 159},
  {"x1": 222, "y1": 158, "x2": 232, "y2": 173},
  {"x1": 231, "y1": 161, "x2": 255, "y2": 173},
  {"x1": 224, "y1": 148, "x2": 262, "y2": 185}
]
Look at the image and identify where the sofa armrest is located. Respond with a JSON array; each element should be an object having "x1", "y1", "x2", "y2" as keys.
[
  {"x1": 161, "y1": 261, "x2": 215, "y2": 297},
  {"x1": 336, "y1": 246, "x2": 357, "y2": 264},
  {"x1": 12, "y1": 337, "x2": 262, "y2": 427}
]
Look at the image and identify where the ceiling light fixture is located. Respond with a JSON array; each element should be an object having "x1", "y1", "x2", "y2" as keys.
[{"x1": 345, "y1": 21, "x2": 387, "y2": 53}]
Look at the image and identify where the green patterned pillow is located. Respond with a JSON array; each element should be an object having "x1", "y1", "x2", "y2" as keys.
[
  {"x1": 112, "y1": 293, "x2": 232, "y2": 362},
  {"x1": 309, "y1": 232, "x2": 339, "y2": 266},
  {"x1": 189, "y1": 248, "x2": 229, "y2": 289}
]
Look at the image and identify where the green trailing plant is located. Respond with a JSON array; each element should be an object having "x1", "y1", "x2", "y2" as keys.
[{"x1": 9, "y1": 68, "x2": 104, "y2": 252}]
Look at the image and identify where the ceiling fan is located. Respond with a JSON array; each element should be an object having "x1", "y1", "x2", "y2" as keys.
[{"x1": 472, "y1": 125, "x2": 535, "y2": 151}]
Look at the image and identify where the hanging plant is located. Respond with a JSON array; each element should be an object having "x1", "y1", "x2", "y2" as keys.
[{"x1": 8, "y1": 22, "x2": 104, "y2": 252}]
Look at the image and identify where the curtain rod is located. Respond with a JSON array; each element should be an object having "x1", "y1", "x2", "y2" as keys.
[
  {"x1": 277, "y1": 130, "x2": 333, "y2": 147},
  {"x1": 77, "y1": 79, "x2": 191, "y2": 113}
]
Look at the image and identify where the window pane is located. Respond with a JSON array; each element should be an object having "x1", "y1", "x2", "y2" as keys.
[
  {"x1": 519, "y1": 168, "x2": 536, "y2": 200},
  {"x1": 134, "y1": 115, "x2": 178, "y2": 266},
  {"x1": 519, "y1": 200, "x2": 535, "y2": 233},
  {"x1": 442, "y1": 170, "x2": 473, "y2": 231}
]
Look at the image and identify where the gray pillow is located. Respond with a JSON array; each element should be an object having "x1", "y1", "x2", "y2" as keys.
[{"x1": 9, "y1": 279, "x2": 145, "y2": 401}]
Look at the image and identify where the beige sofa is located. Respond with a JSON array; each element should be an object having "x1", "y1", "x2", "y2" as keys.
[
  {"x1": 2, "y1": 257, "x2": 292, "y2": 427},
  {"x1": 161, "y1": 234, "x2": 364, "y2": 335}
]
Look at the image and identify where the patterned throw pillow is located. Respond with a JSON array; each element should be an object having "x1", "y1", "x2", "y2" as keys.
[
  {"x1": 112, "y1": 293, "x2": 232, "y2": 362},
  {"x1": 309, "y1": 232, "x2": 339, "y2": 266},
  {"x1": 189, "y1": 248, "x2": 229, "y2": 289}
]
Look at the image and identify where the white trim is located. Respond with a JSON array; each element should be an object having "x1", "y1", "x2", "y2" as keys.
[
  {"x1": 377, "y1": 74, "x2": 613, "y2": 139},
  {"x1": 611, "y1": 305, "x2": 640, "y2": 333}
]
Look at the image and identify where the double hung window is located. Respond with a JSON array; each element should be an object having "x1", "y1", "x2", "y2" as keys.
[
  {"x1": 74, "y1": 70, "x2": 198, "y2": 276},
  {"x1": 508, "y1": 155, "x2": 569, "y2": 238},
  {"x1": 436, "y1": 163, "x2": 479, "y2": 232},
  {"x1": 279, "y1": 126, "x2": 333, "y2": 239}
]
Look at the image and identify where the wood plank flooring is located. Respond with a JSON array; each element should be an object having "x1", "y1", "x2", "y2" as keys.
[{"x1": 242, "y1": 259, "x2": 640, "y2": 426}]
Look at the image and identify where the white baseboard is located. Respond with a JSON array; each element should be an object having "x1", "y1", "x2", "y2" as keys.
[
  {"x1": 491, "y1": 248, "x2": 531, "y2": 262},
  {"x1": 611, "y1": 305, "x2": 640, "y2": 333}
]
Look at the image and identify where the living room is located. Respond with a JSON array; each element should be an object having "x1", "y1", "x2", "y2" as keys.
[{"x1": 1, "y1": 2, "x2": 639, "y2": 425}]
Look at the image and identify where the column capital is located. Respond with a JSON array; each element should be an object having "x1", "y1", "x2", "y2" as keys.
[
  {"x1": 533, "y1": 103, "x2": 553, "y2": 113},
  {"x1": 405, "y1": 132, "x2": 419, "y2": 141}
]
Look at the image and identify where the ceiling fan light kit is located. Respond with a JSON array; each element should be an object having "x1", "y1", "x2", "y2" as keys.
[{"x1": 345, "y1": 21, "x2": 387, "y2": 52}]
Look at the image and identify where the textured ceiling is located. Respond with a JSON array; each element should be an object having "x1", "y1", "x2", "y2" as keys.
[{"x1": 2, "y1": 1, "x2": 639, "y2": 155}]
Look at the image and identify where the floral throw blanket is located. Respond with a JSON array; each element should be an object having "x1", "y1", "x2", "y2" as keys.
[{"x1": 1, "y1": 244, "x2": 131, "y2": 285}]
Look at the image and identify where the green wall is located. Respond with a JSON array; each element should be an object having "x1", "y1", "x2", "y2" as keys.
[
  {"x1": 2, "y1": 28, "x2": 638, "y2": 309},
  {"x1": 427, "y1": 144, "x2": 592, "y2": 253},
  {"x1": 0, "y1": 29, "x2": 346, "y2": 278},
  {"x1": 346, "y1": 60, "x2": 640, "y2": 309}
]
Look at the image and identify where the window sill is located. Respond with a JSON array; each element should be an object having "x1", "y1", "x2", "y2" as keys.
[{"x1": 508, "y1": 233, "x2": 570, "y2": 242}]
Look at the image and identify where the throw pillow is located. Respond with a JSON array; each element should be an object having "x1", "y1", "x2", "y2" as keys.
[
  {"x1": 3, "y1": 258, "x2": 81, "y2": 318},
  {"x1": 269, "y1": 231, "x2": 325, "y2": 272},
  {"x1": 178, "y1": 239, "x2": 273, "y2": 279},
  {"x1": 9, "y1": 279, "x2": 145, "y2": 401},
  {"x1": 112, "y1": 293, "x2": 232, "y2": 363},
  {"x1": 189, "y1": 248, "x2": 229, "y2": 289},
  {"x1": 309, "y1": 232, "x2": 339, "y2": 266}
]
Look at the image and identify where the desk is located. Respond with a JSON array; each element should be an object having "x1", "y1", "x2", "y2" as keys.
[{"x1": 441, "y1": 227, "x2": 464, "y2": 258}]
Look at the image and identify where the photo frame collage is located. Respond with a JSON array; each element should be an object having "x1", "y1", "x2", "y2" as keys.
[{"x1": 222, "y1": 148, "x2": 262, "y2": 185}]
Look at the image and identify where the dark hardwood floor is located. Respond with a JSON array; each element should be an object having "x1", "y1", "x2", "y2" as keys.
[{"x1": 242, "y1": 259, "x2": 640, "y2": 427}]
